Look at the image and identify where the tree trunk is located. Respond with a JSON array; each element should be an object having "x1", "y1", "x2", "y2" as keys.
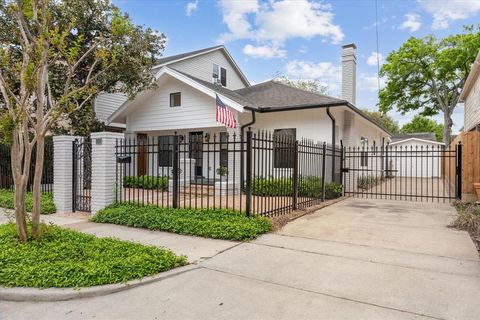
[
  {"x1": 11, "y1": 132, "x2": 29, "y2": 242},
  {"x1": 31, "y1": 135, "x2": 44, "y2": 239},
  {"x1": 443, "y1": 111, "x2": 453, "y2": 146}
]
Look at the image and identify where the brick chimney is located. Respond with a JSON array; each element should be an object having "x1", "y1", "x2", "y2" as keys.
[{"x1": 341, "y1": 43, "x2": 357, "y2": 105}]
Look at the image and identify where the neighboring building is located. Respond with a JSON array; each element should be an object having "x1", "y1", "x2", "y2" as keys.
[
  {"x1": 96, "y1": 44, "x2": 390, "y2": 179},
  {"x1": 391, "y1": 132, "x2": 437, "y2": 143},
  {"x1": 460, "y1": 49, "x2": 480, "y2": 132}
]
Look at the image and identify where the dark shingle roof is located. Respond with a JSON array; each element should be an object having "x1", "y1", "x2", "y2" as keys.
[
  {"x1": 234, "y1": 80, "x2": 347, "y2": 111},
  {"x1": 155, "y1": 45, "x2": 224, "y2": 66},
  {"x1": 391, "y1": 132, "x2": 437, "y2": 142}
]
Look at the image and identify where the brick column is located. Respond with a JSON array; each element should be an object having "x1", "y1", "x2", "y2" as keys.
[
  {"x1": 53, "y1": 135, "x2": 81, "y2": 213},
  {"x1": 91, "y1": 132, "x2": 124, "y2": 214}
]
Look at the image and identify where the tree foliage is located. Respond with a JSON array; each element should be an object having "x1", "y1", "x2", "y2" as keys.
[
  {"x1": 0, "y1": 0, "x2": 165, "y2": 241},
  {"x1": 401, "y1": 115, "x2": 444, "y2": 142},
  {"x1": 379, "y1": 26, "x2": 480, "y2": 144},
  {"x1": 361, "y1": 109, "x2": 400, "y2": 134},
  {"x1": 273, "y1": 73, "x2": 329, "y2": 95}
]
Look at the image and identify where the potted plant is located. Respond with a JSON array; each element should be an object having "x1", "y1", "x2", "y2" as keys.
[{"x1": 216, "y1": 166, "x2": 229, "y2": 181}]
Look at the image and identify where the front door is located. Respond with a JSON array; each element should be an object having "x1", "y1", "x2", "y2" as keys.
[
  {"x1": 137, "y1": 133, "x2": 148, "y2": 176},
  {"x1": 189, "y1": 132, "x2": 203, "y2": 177}
]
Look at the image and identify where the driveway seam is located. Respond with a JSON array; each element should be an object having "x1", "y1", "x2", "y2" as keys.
[
  {"x1": 248, "y1": 241, "x2": 480, "y2": 278},
  {"x1": 200, "y1": 266, "x2": 444, "y2": 320},
  {"x1": 274, "y1": 232, "x2": 480, "y2": 262}
]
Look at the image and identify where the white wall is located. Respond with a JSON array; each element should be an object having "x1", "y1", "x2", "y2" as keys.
[
  {"x1": 464, "y1": 73, "x2": 480, "y2": 131},
  {"x1": 126, "y1": 76, "x2": 231, "y2": 132},
  {"x1": 389, "y1": 140, "x2": 444, "y2": 178},
  {"x1": 165, "y1": 50, "x2": 248, "y2": 90}
]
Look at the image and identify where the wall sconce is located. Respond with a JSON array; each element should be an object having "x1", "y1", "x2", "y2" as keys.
[
  {"x1": 204, "y1": 133, "x2": 210, "y2": 142},
  {"x1": 179, "y1": 135, "x2": 185, "y2": 142}
]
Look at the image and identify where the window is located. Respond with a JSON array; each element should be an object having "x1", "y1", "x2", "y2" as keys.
[
  {"x1": 273, "y1": 128, "x2": 296, "y2": 168},
  {"x1": 360, "y1": 137, "x2": 368, "y2": 167},
  {"x1": 213, "y1": 63, "x2": 227, "y2": 87},
  {"x1": 219, "y1": 132, "x2": 229, "y2": 167},
  {"x1": 158, "y1": 136, "x2": 174, "y2": 167},
  {"x1": 170, "y1": 92, "x2": 181, "y2": 107}
]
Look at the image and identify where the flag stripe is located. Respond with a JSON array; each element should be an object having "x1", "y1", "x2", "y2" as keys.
[{"x1": 215, "y1": 94, "x2": 237, "y2": 129}]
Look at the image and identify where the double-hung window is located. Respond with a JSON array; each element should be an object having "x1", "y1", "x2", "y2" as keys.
[
  {"x1": 360, "y1": 137, "x2": 369, "y2": 167},
  {"x1": 273, "y1": 128, "x2": 296, "y2": 169},
  {"x1": 213, "y1": 63, "x2": 227, "y2": 87},
  {"x1": 158, "y1": 136, "x2": 174, "y2": 167}
]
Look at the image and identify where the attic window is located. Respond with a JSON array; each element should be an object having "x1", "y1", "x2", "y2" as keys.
[
  {"x1": 213, "y1": 63, "x2": 227, "y2": 87},
  {"x1": 170, "y1": 92, "x2": 181, "y2": 107}
]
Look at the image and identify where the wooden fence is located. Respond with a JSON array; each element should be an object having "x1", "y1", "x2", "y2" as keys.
[{"x1": 445, "y1": 131, "x2": 480, "y2": 202}]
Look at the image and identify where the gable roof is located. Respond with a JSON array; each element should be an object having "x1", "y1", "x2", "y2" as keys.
[
  {"x1": 389, "y1": 137, "x2": 444, "y2": 146},
  {"x1": 391, "y1": 132, "x2": 437, "y2": 142},
  {"x1": 152, "y1": 45, "x2": 250, "y2": 87}
]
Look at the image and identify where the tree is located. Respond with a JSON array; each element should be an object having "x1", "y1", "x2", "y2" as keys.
[
  {"x1": 401, "y1": 115, "x2": 444, "y2": 142},
  {"x1": 379, "y1": 26, "x2": 480, "y2": 144},
  {"x1": 273, "y1": 73, "x2": 329, "y2": 95},
  {"x1": 361, "y1": 109, "x2": 400, "y2": 134},
  {"x1": 0, "y1": 0, "x2": 165, "y2": 241}
]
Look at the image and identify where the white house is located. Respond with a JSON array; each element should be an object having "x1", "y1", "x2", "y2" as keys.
[
  {"x1": 96, "y1": 44, "x2": 390, "y2": 180},
  {"x1": 460, "y1": 49, "x2": 480, "y2": 132}
]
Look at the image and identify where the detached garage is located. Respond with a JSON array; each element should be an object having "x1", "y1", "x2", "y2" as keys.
[{"x1": 388, "y1": 133, "x2": 445, "y2": 178}]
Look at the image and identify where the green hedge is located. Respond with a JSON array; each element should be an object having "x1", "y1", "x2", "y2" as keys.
[
  {"x1": 252, "y1": 176, "x2": 342, "y2": 199},
  {"x1": 123, "y1": 175, "x2": 169, "y2": 190},
  {"x1": 0, "y1": 223, "x2": 187, "y2": 288},
  {"x1": 0, "y1": 189, "x2": 56, "y2": 214},
  {"x1": 92, "y1": 203, "x2": 272, "y2": 241}
]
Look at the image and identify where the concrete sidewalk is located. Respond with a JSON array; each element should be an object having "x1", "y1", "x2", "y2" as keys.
[{"x1": 1, "y1": 199, "x2": 479, "y2": 319}]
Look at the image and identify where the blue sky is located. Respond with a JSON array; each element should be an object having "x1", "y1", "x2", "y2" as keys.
[{"x1": 114, "y1": 0, "x2": 480, "y2": 132}]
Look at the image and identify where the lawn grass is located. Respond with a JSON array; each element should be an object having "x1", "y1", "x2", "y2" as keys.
[
  {"x1": 92, "y1": 203, "x2": 272, "y2": 241},
  {"x1": 0, "y1": 189, "x2": 56, "y2": 214},
  {"x1": 0, "y1": 223, "x2": 187, "y2": 288}
]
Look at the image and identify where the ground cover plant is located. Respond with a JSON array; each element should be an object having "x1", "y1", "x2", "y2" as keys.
[
  {"x1": 92, "y1": 203, "x2": 272, "y2": 241},
  {"x1": 0, "y1": 189, "x2": 56, "y2": 214},
  {"x1": 123, "y1": 175, "x2": 169, "y2": 190},
  {"x1": 0, "y1": 223, "x2": 187, "y2": 288},
  {"x1": 451, "y1": 202, "x2": 480, "y2": 236}
]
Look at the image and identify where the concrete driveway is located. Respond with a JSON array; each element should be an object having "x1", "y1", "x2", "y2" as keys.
[{"x1": 1, "y1": 198, "x2": 480, "y2": 319}]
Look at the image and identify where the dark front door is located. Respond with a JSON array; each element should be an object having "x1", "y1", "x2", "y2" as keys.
[
  {"x1": 137, "y1": 133, "x2": 148, "y2": 176},
  {"x1": 189, "y1": 132, "x2": 203, "y2": 177}
]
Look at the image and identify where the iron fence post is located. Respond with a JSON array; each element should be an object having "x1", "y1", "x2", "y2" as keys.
[
  {"x1": 172, "y1": 135, "x2": 180, "y2": 208},
  {"x1": 455, "y1": 142, "x2": 462, "y2": 200},
  {"x1": 321, "y1": 142, "x2": 326, "y2": 201},
  {"x1": 245, "y1": 129, "x2": 253, "y2": 216},
  {"x1": 292, "y1": 140, "x2": 299, "y2": 210}
]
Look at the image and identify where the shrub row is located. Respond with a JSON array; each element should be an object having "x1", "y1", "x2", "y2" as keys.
[
  {"x1": 92, "y1": 203, "x2": 272, "y2": 241},
  {"x1": 0, "y1": 189, "x2": 56, "y2": 214},
  {"x1": 252, "y1": 176, "x2": 342, "y2": 199},
  {"x1": 0, "y1": 223, "x2": 187, "y2": 288},
  {"x1": 123, "y1": 175, "x2": 169, "y2": 190},
  {"x1": 357, "y1": 175, "x2": 384, "y2": 189}
]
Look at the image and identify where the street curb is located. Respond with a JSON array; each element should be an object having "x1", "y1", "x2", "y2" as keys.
[{"x1": 0, "y1": 264, "x2": 198, "y2": 302}]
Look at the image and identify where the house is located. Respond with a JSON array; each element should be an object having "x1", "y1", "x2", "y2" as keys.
[
  {"x1": 97, "y1": 43, "x2": 390, "y2": 181},
  {"x1": 460, "y1": 49, "x2": 480, "y2": 132}
]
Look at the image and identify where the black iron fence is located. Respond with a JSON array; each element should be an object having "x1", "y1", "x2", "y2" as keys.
[
  {"x1": 114, "y1": 130, "x2": 343, "y2": 217},
  {"x1": 0, "y1": 137, "x2": 54, "y2": 193},
  {"x1": 342, "y1": 144, "x2": 459, "y2": 202}
]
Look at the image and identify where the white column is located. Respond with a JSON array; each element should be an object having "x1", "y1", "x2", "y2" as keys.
[
  {"x1": 53, "y1": 135, "x2": 81, "y2": 213},
  {"x1": 91, "y1": 132, "x2": 124, "y2": 214}
]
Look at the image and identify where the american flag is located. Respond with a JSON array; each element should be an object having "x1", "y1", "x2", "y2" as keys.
[{"x1": 215, "y1": 94, "x2": 237, "y2": 128}]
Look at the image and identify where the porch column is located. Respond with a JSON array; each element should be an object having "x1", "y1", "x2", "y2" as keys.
[
  {"x1": 53, "y1": 135, "x2": 81, "y2": 213},
  {"x1": 91, "y1": 131, "x2": 124, "y2": 214}
]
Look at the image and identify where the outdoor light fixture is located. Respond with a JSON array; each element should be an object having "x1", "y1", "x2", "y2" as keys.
[{"x1": 204, "y1": 133, "x2": 210, "y2": 142}]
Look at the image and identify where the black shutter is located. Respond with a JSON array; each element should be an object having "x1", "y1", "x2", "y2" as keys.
[{"x1": 220, "y1": 67, "x2": 227, "y2": 87}]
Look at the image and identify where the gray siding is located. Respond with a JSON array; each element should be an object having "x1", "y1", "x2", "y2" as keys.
[{"x1": 94, "y1": 93, "x2": 127, "y2": 123}]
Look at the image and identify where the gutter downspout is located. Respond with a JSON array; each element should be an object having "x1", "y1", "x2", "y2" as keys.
[
  {"x1": 326, "y1": 107, "x2": 336, "y2": 182},
  {"x1": 240, "y1": 109, "x2": 256, "y2": 190}
]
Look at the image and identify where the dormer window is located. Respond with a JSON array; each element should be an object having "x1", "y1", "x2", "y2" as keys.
[{"x1": 213, "y1": 63, "x2": 227, "y2": 87}]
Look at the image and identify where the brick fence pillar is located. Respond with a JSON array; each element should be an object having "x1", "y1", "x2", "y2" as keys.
[
  {"x1": 53, "y1": 135, "x2": 81, "y2": 213},
  {"x1": 91, "y1": 132, "x2": 124, "y2": 214}
]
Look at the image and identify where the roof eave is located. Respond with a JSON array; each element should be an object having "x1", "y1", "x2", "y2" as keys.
[{"x1": 460, "y1": 50, "x2": 480, "y2": 102}]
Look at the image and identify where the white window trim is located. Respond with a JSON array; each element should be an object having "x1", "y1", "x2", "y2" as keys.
[{"x1": 213, "y1": 63, "x2": 227, "y2": 87}]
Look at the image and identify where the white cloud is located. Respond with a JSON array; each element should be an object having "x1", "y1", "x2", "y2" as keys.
[
  {"x1": 284, "y1": 60, "x2": 341, "y2": 93},
  {"x1": 419, "y1": 0, "x2": 480, "y2": 30},
  {"x1": 243, "y1": 44, "x2": 286, "y2": 58},
  {"x1": 367, "y1": 52, "x2": 385, "y2": 67},
  {"x1": 399, "y1": 13, "x2": 422, "y2": 32},
  {"x1": 218, "y1": 0, "x2": 344, "y2": 58},
  {"x1": 358, "y1": 73, "x2": 386, "y2": 92},
  {"x1": 186, "y1": 0, "x2": 198, "y2": 16}
]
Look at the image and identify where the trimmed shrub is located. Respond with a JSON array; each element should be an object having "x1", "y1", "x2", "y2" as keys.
[
  {"x1": 0, "y1": 189, "x2": 56, "y2": 214},
  {"x1": 252, "y1": 176, "x2": 342, "y2": 199},
  {"x1": 92, "y1": 203, "x2": 272, "y2": 241},
  {"x1": 0, "y1": 223, "x2": 187, "y2": 288},
  {"x1": 324, "y1": 182, "x2": 343, "y2": 199},
  {"x1": 123, "y1": 175, "x2": 169, "y2": 190}
]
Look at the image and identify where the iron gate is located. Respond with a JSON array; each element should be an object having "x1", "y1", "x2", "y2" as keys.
[
  {"x1": 72, "y1": 139, "x2": 92, "y2": 212},
  {"x1": 342, "y1": 143, "x2": 461, "y2": 202}
]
